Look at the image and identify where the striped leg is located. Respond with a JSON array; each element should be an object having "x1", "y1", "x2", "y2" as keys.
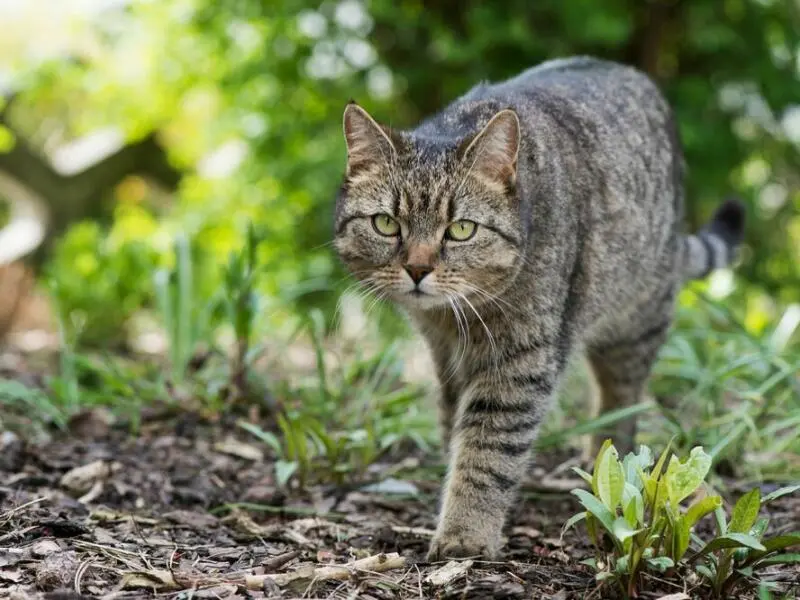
[
  {"x1": 587, "y1": 317, "x2": 672, "y2": 456},
  {"x1": 437, "y1": 382, "x2": 459, "y2": 454},
  {"x1": 427, "y1": 352, "x2": 559, "y2": 560}
]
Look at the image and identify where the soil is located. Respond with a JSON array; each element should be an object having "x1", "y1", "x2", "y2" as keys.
[{"x1": 2, "y1": 408, "x2": 798, "y2": 600}]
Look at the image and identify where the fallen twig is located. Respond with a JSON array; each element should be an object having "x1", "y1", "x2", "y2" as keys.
[{"x1": 245, "y1": 552, "x2": 406, "y2": 589}]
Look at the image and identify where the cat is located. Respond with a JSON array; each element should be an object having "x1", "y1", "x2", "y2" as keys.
[{"x1": 333, "y1": 56, "x2": 745, "y2": 561}]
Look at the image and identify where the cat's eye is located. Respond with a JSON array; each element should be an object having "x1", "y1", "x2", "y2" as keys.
[
  {"x1": 446, "y1": 220, "x2": 477, "y2": 241},
  {"x1": 371, "y1": 214, "x2": 400, "y2": 237}
]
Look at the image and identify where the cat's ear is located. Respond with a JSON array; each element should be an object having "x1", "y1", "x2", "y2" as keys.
[
  {"x1": 343, "y1": 102, "x2": 397, "y2": 176},
  {"x1": 459, "y1": 109, "x2": 520, "y2": 188}
]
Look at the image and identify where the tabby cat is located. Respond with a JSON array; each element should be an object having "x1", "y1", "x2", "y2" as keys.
[{"x1": 333, "y1": 57, "x2": 745, "y2": 560}]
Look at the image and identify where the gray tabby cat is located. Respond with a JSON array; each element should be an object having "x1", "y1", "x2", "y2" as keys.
[{"x1": 333, "y1": 57, "x2": 745, "y2": 560}]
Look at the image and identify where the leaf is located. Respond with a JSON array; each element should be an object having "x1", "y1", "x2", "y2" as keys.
[
  {"x1": 586, "y1": 513, "x2": 600, "y2": 548},
  {"x1": 596, "y1": 444, "x2": 624, "y2": 512},
  {"x1": 714, "y1": 506, "x2": 728, "y2": 536},
  {"x1": 622, "y1": 445, "x2": 652, "y2": 489},
  {"x1": 689, "y1": 533, "x2": 767, "y2": 561},
  {"x1": 623, "y1": 483, "x2": 644, "y2": 527},
  {"x1": 760, "y1": 533, "x2": 800, "y2": 553},
  {"x1": 643, "y1": 439, "x2": 672, "y2": 505},
  {"x1": 571, "y1": 466, "x2": 593, "y2": 486},
  {"x1": 592, "y1": 439, "x2": 613, "y2": 496},
  {"x1": 561, "y1": 512, "x2": 586, "y2": 538},
  {"x1": 684, "y1": 495, "x2": 723, "y2": 529},
  {"x1": 750, "y1": 517, "x2": 770, "y2": 540},
  {"x1": 762, "y1": 484, "x2": 800, "y2": 504},
  {"x1": 614, "y1": 554, "x2": 629, "y2": 574},
  {"x1": 572, "y1": 489, "x2": 616, "y2": 534},
  {"x1": 695, "y1": 564, "x2": 715, "y2": 582},
  {"x1": 612, "y1": 517, "x2": 643, "y2": 543},
  {"x1": 645, "y1": 556, "x2": 674, "y2": 573},
  {"x1": 729, "y1": 488, "x2": 761, "y2": 534},
  {"x1": 237, "y1": 421, "x2": 282, "y2": 454},
  {"x1": 275, "y1": 460, "x2": 298, "y2": 487},
  {"x1": 743, "y1": 533, "x2": 800, "y2": 565},
  {"x1": 664, "y1": 447, "x2": 712, "y2": 507},
  {"x1": 752, "y1": 553, "x2": 800, "y2": 567},
  {"x1": 674, "y1": 517, "x2": 691, "y2": 560}
]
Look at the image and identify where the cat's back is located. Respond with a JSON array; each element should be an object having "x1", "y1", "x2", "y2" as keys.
[{"x1": 418, "y1": 57, "x2": 676, "y2": 159}]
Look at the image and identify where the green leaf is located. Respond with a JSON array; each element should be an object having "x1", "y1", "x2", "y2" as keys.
[
  {"x1": 614, "y1": 554, "x2": 629, "y2": 574},
  {"x1": 714, "y1": 506, "x2": 729, "y2": 536},
  {"x1": 750, "y1": 517, "x2": 770, "y2": 540},
  {"x1": 690, "y1": 533, "x2": 767, "y2": 561},
  {"x1": 743, "y1": 533, "x2": 800, "y2": 565},
  {"x1": 561, "y1": 512, "x2": 586, "y2": 538},
  {"x1": 622, "y1": 445, "x2": 652, "y2": 489},
  {"x1": 752, "y1": 553, "x2": 800, "y2": 567},
  {"x1": 611, "y1": 517, "x2": 643, "y2": 543},
  {"x1": 571, "y1": 466, "x2": 592, "y2": 486},
  {"x1": 572, "y1": 489, "x2": 616, "y2": 534},
  {"x1": 237, "y1": 420, "x2": 282, "y2": 454},
  {"x1": 586, "y1": 513, "x2": 600, "y2": 548},
  {"x1": 695, "y1": 564, "x2": 715, "y2": 582},
  {"x1": 596, "y1": 444, "x2": 624, "y2": 512},
  {"x1": 623, "y1": 483, "x2": 644, "y2": 527},
  {"x1": 729, "y1": 488, "x2": 761, "y2": 534},
  {"x1": 592, "y1": 439, "x2": 613, "y2": 495},
  {"x1": 762, "y1": 484, "x2": 800, "y2": 504},
  {"x1": 275, "y1": 460, "x2": 298, "y2": 487},
  {"x1": 643, "y1": 439, "x2": 672, "y2": 505},
  {"x1": 645, "y1": 556, "x2": 674, "y2": 572},
  {"x1": 685, "y1": 495, "x2": 723, "y2": 529},
  {"x1": 674, "y1": 517, "x2": 692, "y2": 560},
  {"x1": 664, "y1": 446, "x2": 712, "y2": 507}
]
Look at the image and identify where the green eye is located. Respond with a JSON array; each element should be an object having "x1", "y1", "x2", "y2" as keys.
[
  {"x1": 371, "y1": 214, "x2": 400, "y2": 236},
  {"x1": 446, "y1": 220, "x2": 477, "y2": 241}
]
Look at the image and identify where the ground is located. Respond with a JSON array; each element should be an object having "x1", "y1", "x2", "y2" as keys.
[{"x1": 2, "y1": 405, "x2": 798, "y2": 600}]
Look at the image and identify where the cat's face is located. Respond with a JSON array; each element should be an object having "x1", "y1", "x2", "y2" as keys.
[{"x1": 334, "y1": 103, "x2": 525, "y2": 312}]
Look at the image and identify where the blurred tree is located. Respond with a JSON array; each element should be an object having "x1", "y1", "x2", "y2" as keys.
[{"x1": 0, "y1": 0, "x2": 797, "y2": 343}]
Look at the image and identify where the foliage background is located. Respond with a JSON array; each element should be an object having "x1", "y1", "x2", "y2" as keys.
[{"x1": 0, "y1": 0, "x2": 798, "y2": 343}]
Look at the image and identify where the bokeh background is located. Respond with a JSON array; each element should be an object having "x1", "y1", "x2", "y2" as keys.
[{"x1": 0, "y1": 0, "x2": 799, "y2": 481}]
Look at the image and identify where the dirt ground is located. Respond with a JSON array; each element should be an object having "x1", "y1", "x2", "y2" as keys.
[{"x1": 1, "y1": 407, "x2": 799, "y2": 599}]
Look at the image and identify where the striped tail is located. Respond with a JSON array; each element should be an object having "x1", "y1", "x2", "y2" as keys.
[{"x1": 682, "y1": 198, "x2": 746, "y2": 280}]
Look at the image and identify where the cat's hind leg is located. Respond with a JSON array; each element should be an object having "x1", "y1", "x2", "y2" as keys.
[{"x1": 585, "y1": 289, "x2": 676, "y2": 456}]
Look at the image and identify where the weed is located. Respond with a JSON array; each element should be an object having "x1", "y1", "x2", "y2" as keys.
[{"x1": 566, "y1": 440, "x2": 800, "y2": 598}]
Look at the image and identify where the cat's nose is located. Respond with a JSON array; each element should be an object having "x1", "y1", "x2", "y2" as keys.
[{"x1": 405, "y1": 264, "x2": 433, "y2": 284}]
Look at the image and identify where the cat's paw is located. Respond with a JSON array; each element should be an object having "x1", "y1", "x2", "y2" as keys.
[{"x1": 426, "y1": 530, "x2": 501, "y2": 561}]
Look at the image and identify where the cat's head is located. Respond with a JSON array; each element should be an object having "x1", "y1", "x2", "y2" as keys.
[{"x1": 334, "y1": 102, "x2": 526, "y2": 312}]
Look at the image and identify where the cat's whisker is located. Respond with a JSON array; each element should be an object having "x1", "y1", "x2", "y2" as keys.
[
  {"x1": 445, "y1": 295, "x2": 470, "y2": 384},
  {"x1": 456, "y1": 291, "x2": 502, "y2": 381}
]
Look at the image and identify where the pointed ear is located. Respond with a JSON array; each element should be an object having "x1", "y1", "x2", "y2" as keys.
[
  {"x1": 343, "y1": 103, "x2": 397, "y2": 176},
  {"x1": 458, "y1": 109, "x2": 520, "y2": 187}
]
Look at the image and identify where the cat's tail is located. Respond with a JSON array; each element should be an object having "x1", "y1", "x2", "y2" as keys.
[{"x1": 681, "y1": 198, "x2": 746, "y2": 280}]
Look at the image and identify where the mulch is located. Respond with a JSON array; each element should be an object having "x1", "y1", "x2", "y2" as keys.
[{"x1": 1, "y1": 407, "x2": 798, "y2": 600}]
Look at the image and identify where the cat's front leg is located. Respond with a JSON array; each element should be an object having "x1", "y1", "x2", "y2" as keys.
[{"x1": 428, "y1": 358, "x2": 560, "y2": 560}]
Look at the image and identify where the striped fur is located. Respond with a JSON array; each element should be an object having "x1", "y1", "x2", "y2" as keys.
[{"x1": 333, "y1": 57, "x2": 745, "y2": 560}]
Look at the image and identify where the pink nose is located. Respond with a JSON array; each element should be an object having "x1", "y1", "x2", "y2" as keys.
[{"x1": 405, "y1": 264, "x2": 433, "y2": 284}]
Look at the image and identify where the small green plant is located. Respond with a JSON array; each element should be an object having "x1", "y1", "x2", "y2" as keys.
[
  {"x1": 688, "y1": 484, "x2": 800, "y2": 597},
  {"x1": 219, "y1": 223, "x2": 268, "y2": 405},
  {"x1": 154, "y1": 233, "x2": 215, "y2": 384},
  {"x1": 567, "y1": 440, "x2": 800, "y2": 598},
  {"x1": 238, "y1": 322, "x2": 434, "y2": 489}
]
